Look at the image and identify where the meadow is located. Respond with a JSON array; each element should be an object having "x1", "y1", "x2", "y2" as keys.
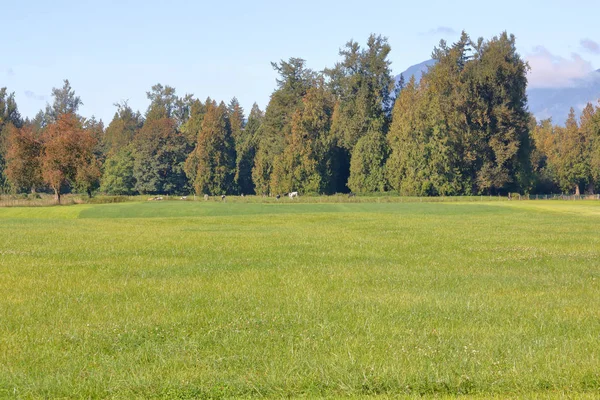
[{"x1": 0, "y1": 199, "x2": 599, "y2": 399}]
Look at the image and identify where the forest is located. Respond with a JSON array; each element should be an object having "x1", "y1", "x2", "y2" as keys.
[{"x1": 1, "y1": 31, "x2": 599, "y2": 201}]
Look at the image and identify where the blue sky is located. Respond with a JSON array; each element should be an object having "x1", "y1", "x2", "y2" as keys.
[{"x1": 2, "y1": 0, "x2": 600, "y2": 123}]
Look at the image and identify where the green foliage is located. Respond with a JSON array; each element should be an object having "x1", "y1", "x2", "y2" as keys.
[
  {"x1": 44, "y1": 79, "x2": 83, "y2": 124},
  {"x1": 270, "y1": 82, "x2": 337, "y2": 194},
  {"x1": 3, "y1": 33, "x2": 597, "y2": 197},
  {"x1": 531, "y1": 119, "x2": 559, "y2": 193},
  {"x1": 102, "y1": 102, "x2": 143, "y2": 155},
  {"x1": 179, "y1": 98, "x2": 208, "y2": 147},
  {"x1": 532, "y1": 105, "x2": 600, "y2": 194},
  {"x1": 327, "y1": 35, "x2": 395, "y2": 151},
  {"x1": 228, "y1": 97, "x2": 252, "y2": 194},
  {"x1": 132, "y1": 117, "x2": 190, "y2": 194},
  {"x1": 0, "y1": 88, "x2": 23, "y2": 190},
  {"x1": 100, "y1": 147, "x2": 136, "y2": 195},
  {"x1": 348, "y1": 129, "x2": 388, "y2": 193},
  {"x1": 252, "y1": 58, "x2": 314, "y2": 194},
  {"x1": 145, "y1": 84, "x2": 179, "y2": 122},
  {"x1": 588, "y1": 102, "x2": 600, "y2": 188},
  {"x1": 386, "y1": 76, "x2": 453, "y2": 196},
  {"x1": 555, "y1": 109, "x2": 592, "y2": 194},
  {"x1": 184, "y1": 102, "x2": 236, "y2": 195},
  {"x1": 235, "y1": 103, "x2": 262, "y2": 195},
  {"x1": 386, "y1": 31, "x2": 531, "y2": 195}
]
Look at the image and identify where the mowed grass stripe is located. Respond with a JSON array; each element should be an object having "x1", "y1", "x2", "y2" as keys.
[
  {"x1": 76, "y1": 200, "x2": 521, "y2": 219},
  {"x1": 0, "y1": 201, "x2": 599, "y2": 398}
]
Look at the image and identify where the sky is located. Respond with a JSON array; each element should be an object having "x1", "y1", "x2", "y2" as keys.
[{"x1": 2, "y1": 0, "x2": 600, "y2": 123}]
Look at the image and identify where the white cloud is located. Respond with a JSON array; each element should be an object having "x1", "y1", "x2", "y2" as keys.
[
  {"x1": 24, "y1": 90, "x2": 47, "y2": 101},
  {"x1": 421, "y1": 26, "x2": 457, "y2": 37},
  {"x1": 526, "y1": 46, "x2": 594, "y2": 88},
  {"x1": 581, "y1": 38, "x2": 600, "y2": 55}
]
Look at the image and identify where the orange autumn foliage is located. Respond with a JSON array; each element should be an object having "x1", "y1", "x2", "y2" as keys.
[{"x1": 41, "y1": 113, "x2": 101, "y2": 201}]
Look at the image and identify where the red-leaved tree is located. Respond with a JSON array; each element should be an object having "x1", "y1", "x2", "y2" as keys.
[
  {"x1": 5, "y1": 124, "x2": 43, "y2": 192},
  {"x1": 41, "y1": 113, "x2": 101, "y2": 202}
]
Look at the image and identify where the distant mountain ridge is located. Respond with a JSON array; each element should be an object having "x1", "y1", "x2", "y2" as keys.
[{"x1": 396, "y1": 61, "x2": 600, "y2": 125}]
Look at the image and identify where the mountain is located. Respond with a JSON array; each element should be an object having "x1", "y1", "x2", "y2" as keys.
[
  {"x1": 396, "y1": 62, "x2": 600, "y2": 125},
  {"x1": 527, "y1": 70, "x2": 600, "y2": 124},
  {"x1": 395, "y1": 59, "x2": 436, "y2": 85}
]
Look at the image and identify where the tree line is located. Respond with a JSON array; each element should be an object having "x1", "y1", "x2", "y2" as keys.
[{"x1": 1, "y1": 32, "x2": 600, "y2": 201}]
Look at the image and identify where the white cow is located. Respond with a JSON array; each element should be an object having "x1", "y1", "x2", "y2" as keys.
[{"x1": 289, "y1": 191, "x2": 299, "y2": 199}]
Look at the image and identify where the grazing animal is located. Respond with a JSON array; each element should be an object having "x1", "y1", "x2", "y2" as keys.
[
  {"x1": 181, "y1": 196, "x2": 187, "y2": 200},
  {"x1": 241, "y1": 193, "x2": 244, "y2": 197},
  {"x1": 289, "y1": 191, "x2": 298, "y2": 199},
  {"x1": 348, "y1": 192, "x2": 356, "y2": 198},
  {"x1": 276, "y1": 194, "x2": 281, "y2": 200},
  {"x1": 221, "y1": 195, "x2": 226, "y2": 201},
  {"x1": 204, "y1": 194, "x2": 209, "y2": 201}
]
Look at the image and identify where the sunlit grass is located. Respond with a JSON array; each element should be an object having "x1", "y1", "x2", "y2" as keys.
[{"x1": 1, "y1": 201, "x2": 599, "y2": 398}]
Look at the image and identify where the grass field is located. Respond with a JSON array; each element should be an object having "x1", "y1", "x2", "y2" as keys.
[{"x1": 1, "y1": 200, "x2": 599, "y2": 398}]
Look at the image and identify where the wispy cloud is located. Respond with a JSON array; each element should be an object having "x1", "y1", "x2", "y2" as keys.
[
  {"x1": 421, "y1": 26, "x2": 457, "y2": 36},
  {"x1": 24, "y1": 90, "x2": 47, "y2": 101},
  {"x1": 581, "y1": 38, "x2": 600, "y2": 55},
  {"x1": 526, "y1": 46, "x2": 594, "y2": 88}
]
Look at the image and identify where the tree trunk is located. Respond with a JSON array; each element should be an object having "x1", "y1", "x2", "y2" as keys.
[
  {"x1": 575, "y1": 185, "x2": 580, "y2": 196},
  {"x1": 54, "y1": 188, "x2": 61, "y2": 204},
  {"x1": 587, "y1": 183, "x2": 595, "y2": 195}
]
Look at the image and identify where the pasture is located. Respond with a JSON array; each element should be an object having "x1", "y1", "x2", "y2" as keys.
[{"x1": 0, "y1": 200, "x2": 599, "y2": 398}]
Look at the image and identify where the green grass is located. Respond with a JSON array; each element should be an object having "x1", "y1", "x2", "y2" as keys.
[{"x1": 1, "y1": 200, "x2": 599, "y2": 398}]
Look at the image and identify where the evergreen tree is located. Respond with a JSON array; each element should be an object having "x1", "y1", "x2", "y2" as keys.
[
  {"x1": 270, "y1": 81, "x2": 336, "y2": 194},
  {"x1": 227, "y1": 97, "x2": 253, "y2": 193},
  {"x1": 145, "y1": 84, "x2": 179, "y2": 122},
  {"x1": 469, "y1": 32, "x2": 532, "y2": 194},
  {"x1": 326, "y1": 35, "x2": 395, "y2": 191},
  {"x1": 236, "y1": 103, "x2": 263, "y2": 195},
  {"x1": 387, "y1": 31, "x2": 531, "y2": 195},
  {"x1": 580, "y1": 102, "x2": 600, "y2": 193},
  {"x1": 252, "y1": 58, "x2": 314, "y2": 194},
  {"x1": 103, "y1": 101, "x2": 143, "y2": 155},
  {"x1": 555, "y1": 109, "x2": 591, "y2": 194},
  {"x1": 0, "y1": 88, "x2": 23, "y2": 191},
  {"x1": 531, "y1": 118, "x2": 560, "y2": 193},
  {"x1": 184, "y1": 101, "x2": 236, "y2": 195},
  {"x1": 326, "y1": 35, "x2": 395, "y2": 148},
  {"x1": 386, "y1": 76, "x2": 443, "y2": 195},
  {"x1": 348, "y1": 129, "x2": 388, "y2": 193},
  {"x1": 180, "y1": 98, "x2": 209, "y2": 146},
  {"x1": 228, "y1": 97, "x2": 245, "y2": 142},
  {"x1": 44, "y1": 79, "x2": 83, "y2": 123}
]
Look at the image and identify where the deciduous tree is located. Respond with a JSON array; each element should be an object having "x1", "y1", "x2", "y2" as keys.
[
  {"x1": 5, "y1": 124, "x2": 43, "y2": 193},
  {"x1": 41, "y1": 113, "x2": 101, "y2": 201},
  {"x1": 132, "y1": 117, "x2": 190, "y2": 194}
]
